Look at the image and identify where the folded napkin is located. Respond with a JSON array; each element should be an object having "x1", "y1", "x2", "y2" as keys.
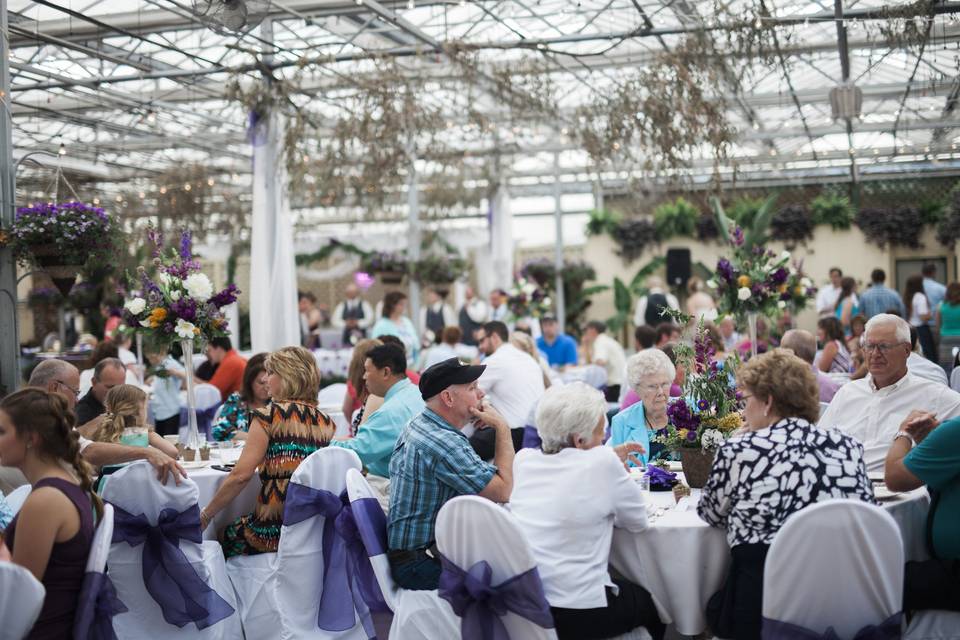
[{"x1": 644, "y1": 465, "x2": 677, "y2": 489}]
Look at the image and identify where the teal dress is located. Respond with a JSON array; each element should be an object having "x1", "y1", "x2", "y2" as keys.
[
  {"x1": 211, "y1": 392, "x2": 251, "y2": 441},
  {"x1": 835, "y1": 298, "x2": 860, "y2": 337},
  {"x1": 607, "y1": 402, "x2": 653, "y2": 466}
]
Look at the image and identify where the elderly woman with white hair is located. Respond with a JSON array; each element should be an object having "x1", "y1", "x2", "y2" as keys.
[
  {"x1": 510, "y1": 383, "x2": 664, "y2": 640},
  {"x1": 607, "y1": 348, "x2": 676, "y2": 464}
]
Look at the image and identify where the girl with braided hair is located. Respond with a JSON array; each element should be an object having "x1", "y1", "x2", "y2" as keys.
[
  {"x1": 0, "y1": 388, "x2": 104, "y2": 639},
  {"x1": 90, "y1": 384, "x2": 179, "y2": 459}
]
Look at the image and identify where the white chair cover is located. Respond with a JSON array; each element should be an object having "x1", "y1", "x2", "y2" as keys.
[
  {"x1": 950, "y1": 367, "x2": 960, "y2": 393},
  {"x1": 193, "y1": 384, "x2": 222, "y2": 410},
  {"x1": 74, "y1": 504, "x2": 124, "y2": 640},
  {"x1": 226, "y1": 447, "x2": 369, "y2": 640},
  {"x1": 0, "y1": 562, "x2": 45, "y2": 640},
  {"x1": 905, "y1": 610, "x2": 960, "y2": 640},
  {"x1": 819, "y1": 401, "x2": 830, "y2": 418},
  {"x1": 317, "y1": 383, "x2": 347, "y2": 408},
  {"x1": 436, "y1": 496, "x2": 558, "y2": 640},
  {"x1": 762, "y1": 499, "x2": 904, "y2": 639},
  {"x1": 4, "y1": 484, "x2": 30, "y2": 515},
  {"x1": 100, "y1": 461, "x2": 242, "y2": 640},
  {"x1": 345, "y1": 469, "x2": 460, "y2": 640}
]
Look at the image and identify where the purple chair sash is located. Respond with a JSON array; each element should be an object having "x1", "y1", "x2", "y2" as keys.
[
  {"x1": 762, "y1": 613, "x2": 902, "y2": 640},
  {"x1": 437, "y1": 552, "x2": 555, "y2": 640},
  {"x1": 282, "y1": 482, "x2": 388, "y2": 639},
  {"x1": 73, "y1": 571, "x2": 128, "y2": 640},
  {"x1": 179, "y1": 403, "x2": 221, "y2": 439},
  {"x1": 110, "y1": 503, "x2": 234, "y2": 629}
]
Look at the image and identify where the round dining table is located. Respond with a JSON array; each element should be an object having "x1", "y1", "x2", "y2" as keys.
[
  {"x1": 187, "y1": 447, "x2": 262, "y2": 541},
  {"x1": 609, "y1": 478, "x2": 930, "y2": 636}
]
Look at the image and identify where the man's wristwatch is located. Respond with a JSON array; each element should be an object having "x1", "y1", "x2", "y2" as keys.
[{"x1": 894, "y1": 431, "x2": 916, "y2": 448}]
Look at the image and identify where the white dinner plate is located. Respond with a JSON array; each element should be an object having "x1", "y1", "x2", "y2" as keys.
[
  {"x1": 873, "y1": 485, "x2": 901, "y2": 501},
  {"x1": 868, "y1": 471, "x2": 886, "y2": 483}
]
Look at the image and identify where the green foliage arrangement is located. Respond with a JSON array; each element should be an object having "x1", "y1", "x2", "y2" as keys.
[
  {"x1": 585, "y1": 209, "x2": 622, "y2": 237},
  {"x1": 726, "y1": 197, "x2": 766, "y2": 231},
  {"x1": 810, "y1": 192, "x2": 854, "y2": 230},
  {"x1": 653, "y1": 197, "x2": 700, "y2": 239}
]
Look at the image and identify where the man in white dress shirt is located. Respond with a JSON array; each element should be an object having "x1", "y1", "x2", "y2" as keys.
[
  {"x1": 331, "y1": 283, "x2": 375, "y2": 346},
  {"x1": 469, "y1": 321, "x2": 545, "y2": 459},
  {"x1": 488, "y1": 288, "x2": 509, "y2": 322},
  {"x1": 582, "y1": 320, "x2": 627, "y2": 402},
  {"x1": 819, "y1": 314, "x2": 960, "y2": 472},
  {"x1": 815, "y1": 267, "x2": 843, "y2": 317}
]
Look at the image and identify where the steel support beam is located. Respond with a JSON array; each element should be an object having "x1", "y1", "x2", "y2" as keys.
[{"x1": 0, "y1": 0, "x2": 21, "y2": 395}]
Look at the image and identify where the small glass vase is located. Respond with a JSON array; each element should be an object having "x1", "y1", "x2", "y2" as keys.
[
  {"x1": 180, "y1": 338, "x2": 201, "y2": 451},
  {"x1": 747, "y1": 311, "x2": 759, "y2": 360}
]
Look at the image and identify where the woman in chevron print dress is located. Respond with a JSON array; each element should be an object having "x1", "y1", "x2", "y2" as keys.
[{"x1": 199, "y1": 346, "x2": 334, "y2": 558}]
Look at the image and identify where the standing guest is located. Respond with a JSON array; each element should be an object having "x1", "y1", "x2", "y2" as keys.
[
  {"x1": 834, "y1": 276, "x2": 859, "y2": 337},
  {"x1": 859, "y1": 268, "x2": 906, "y2": 320},
  {"x1": 937, "y1": 282, "x2": 960, "y2": 373},
  {"x1": 387, "y1": 358, "x2": 515, "y2": 590},
  {"x1": 816, "y1": 317, "x2": 853, "y2": 375},
  {"x1": 819, "y1": 314, "x2": 960, "y2": 472},
  {"x1": 536, "y1": 316, "x2": 579, "y2": 370},
  {"x1": 342, "y1": 339, "x2": 384, "y2": 431},
  {"x1": 509, "y1": 383, "x2": 663, "y2": 640},
  {"x1": 0, "y1": 388, "x2": 103, "y2": 639},
  {"x1": 211, "y1": 353, "x2": 270, "y2": 442},
  {"x1": 418, "y1": 288, "x2": 456, "y2": 346},
  {"x1": 201, "y1": 347, "x2": 334, "y2": 556},
  {"x1": 372, "y1": 291, "x2": 420, "y2": 365},
  {"x1": 884, "y1": 410, "x2": 960, "y2": 616},
  {"x1": 331, "y1": 283, "x2": 375, "y2": 347},
  {"x1": 905, "y1": 274, "x2": 936, "y2": 362},
  {"x1": 608, "y1": 349, "x2": 675, "y2": 465},
  {"x1": 298, "y1": 291, "x2": 323, "y2": 349},
  {"x1": 780, "y1": 329, "x2": 840, "y2": 403},
  {"x1": 923, "y1": 263, "x2": 947, "y2": 329},
  {"x1": 331, "y1": 343, "x2": 424, "y2": 481},
  {"x1": 206, "y1": 337, "x2": 248, "y2": 401},
  {"x1": 686, "y1": 277, "x2": 717, "y2": 322},
  {"x1": 101, "y1": 303, "x2": 122, "y2": 340},
  {"x1": 633, "y1": 276, "x2": 680, "y2": 328},
  {"x1": 907, "y1": 327, "x2": 948, "y2": 387},
  {"x1": 634, "y1": 325, "x2": 657, "y2": 351},
  {"x1": 90, "y1": 385, "x2": 180, "y2": 459},
  {"x1": 457, "y1": 286, "x2": 488, "y2": 346},
  {"x1": 699, "y1": 349, "x2": 874, "y2": 640},
  {"x1": 75, "y1": 357, "x2": 127, "y2": 425},
  {"x1": 488, "y1": 288, "x2": 509, "y2": 322},
  {"x1": 144, "y1": 348, "x2": 184, "y2": 437},
  {"x1": 815, "y1": 267, "x2": 843, "y2": 317},
  {"x1": 582, "y1": 320, "x2": 627, "y2": 402},
  {"x1": 471, "y1": 321, "x2": 546, "y2": 457},
  {"x1": 655, "y1": 322, "x2": 681, "y2": 348},
  {"x1": 718, "y1": 316, "x2": 741, "y2": 352}
]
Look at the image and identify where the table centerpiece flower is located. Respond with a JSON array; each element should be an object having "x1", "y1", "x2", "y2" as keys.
[
  {"x1": 506, "y1": 277, "x2": 552, "y2": 322},
  {"x1": 655, "y1": 311, "x2": 743, "y2": 488},
  {"x1": 122, "y1": 229, "x2": 239, "y2": 455}
]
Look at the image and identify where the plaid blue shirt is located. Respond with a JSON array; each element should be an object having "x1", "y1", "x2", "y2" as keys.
[
  {"x1": 859, "y1": 284, "x2": 905, "y2": 320},
  {"x1": 388, "y1": 408, "x2": 496, "y2": 550}
]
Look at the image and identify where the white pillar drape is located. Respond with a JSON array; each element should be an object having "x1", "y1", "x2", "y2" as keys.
[
  {"x1": 489, "y1": 183, "x2": 514, "y2": 292},
  {"x1": 250, "y1": 110, "x2": 300, "y2": 353}
]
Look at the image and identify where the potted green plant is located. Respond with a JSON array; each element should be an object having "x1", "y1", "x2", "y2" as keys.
[
  {"x1": 361, "y1": 251, "x2": 409, "y2": 284},
  {"x1": 410, "y1": 254, "x2": 468, "y2": 285}
]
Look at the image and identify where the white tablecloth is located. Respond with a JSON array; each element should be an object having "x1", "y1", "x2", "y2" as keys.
[
  {"x1": 609, "y1": 483, "x2": 931, "y2": 636},
  {"x1": 189, "y1": 448, "x2": 262, "y2": 541}
]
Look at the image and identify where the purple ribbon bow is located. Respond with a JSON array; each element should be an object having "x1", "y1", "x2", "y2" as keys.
[
  {"x1": 282, "y1": 483, "x2": 388, "y2": 639},
  {"x1": 761, "y1": 613, "x2": 902, "y2": 640},
  {"x1": 437, "y1": 552, "x2": 555, "y2": 640},
  {"x1": 179, "y1": 403, "x2": 221, "y2": 439},
  {"x1": 110, "y1": 503, "x2": 235, "y2": 629},
  {"x1": 644, "y1": 465, "x2": 677, "y2": 489},
  {"x1": 72, "y1": 571, "x2": 128, "y2": 640}
]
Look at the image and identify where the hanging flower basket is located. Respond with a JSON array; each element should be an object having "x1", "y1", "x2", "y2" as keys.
[{"x1": 361, "y1": 251, "x2": 408, "y2": 284}]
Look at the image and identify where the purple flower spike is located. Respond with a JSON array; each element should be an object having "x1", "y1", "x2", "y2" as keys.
[{"x1": 179, "y1": 231, "x2": 193, "y2": 261}]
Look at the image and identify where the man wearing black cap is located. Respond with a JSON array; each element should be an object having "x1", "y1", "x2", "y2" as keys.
[{"x1": 386, "y1": 357, "x2": 516, "y2": 590}]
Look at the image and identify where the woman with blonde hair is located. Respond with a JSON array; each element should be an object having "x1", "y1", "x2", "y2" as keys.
[
  {"x1": 510, "y1": 331, "x2": 555, "y2": 388},
  {"x1": 698, "y1": 349, "x2": 874, "y2": 639},
  {"x1": 201, "y1": 346, "x2": 335, "y2": 557},
  {"x1": 91, "y1": 384, "x2": 179, "y2": 458},
  {"x1": 0, "y1": 388, "x2": 104, "y2": 638}
]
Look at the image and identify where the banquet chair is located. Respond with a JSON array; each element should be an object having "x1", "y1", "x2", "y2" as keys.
[
  {"x1": 225, "y1": 447, "x2": 371, "y2": 639},
  {"x1": 436, "y1": 495, "x2": 558, "y2": 640},
  {"x1": 761, "y1": 499, "x2": 904, "y2": 639},
  {"x1": 100, "y1": 461, "x2": 241, "y2": 640},
  {"x1": 345, "y1": 468, "x2": 460, "y2": 640},
  {"x1": 317, "y1": 382, "x2": 347, "y2": 408},
  {"x1": 74, "y1": 504, "x2": 125, "y2": 640},
  {"x1": 4, "y1": 484, "x2": 30, "y2": 515},
  {"x1": 905, "y1": 610, "x2": 960, "y2": 639},
  {"x1": 0, "y1": 562, "x2": 45, "y2": 640},
  {"x1": 950, "y1": 367, "x2": 960, "y2": 393},
  {"x1": 819, "y1": 401, "x2": 830, "y2": 419}
]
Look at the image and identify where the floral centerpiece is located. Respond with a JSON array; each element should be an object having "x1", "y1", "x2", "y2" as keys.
[
  {"x1": 361, "y1": 251, "x2": 408, "y2": 283},
  {"x1": 122, "y1": 229, "x2": 239, "y2": 454},
  {"x1": 506, "y1": 277, "x2": 552, "y2": 320},
  {"x1": 656, "y1": 313, "x2": 743, "y2": 487},
  {"x1": 6, "y1": 202, "x2": 125, "y2": 295}
]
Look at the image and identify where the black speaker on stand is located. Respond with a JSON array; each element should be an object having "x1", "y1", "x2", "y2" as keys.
[{"x1": 666, "y1": 248, "x2": 691, "y2": 288}]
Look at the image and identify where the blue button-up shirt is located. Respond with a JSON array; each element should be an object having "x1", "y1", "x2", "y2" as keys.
[
  {"x1": 330, "y1": 378, "x2": 424, "y2": 478},
  {"x1": 150, "y1": 355, "x2": 183, "y2": 421},
  {"x1": 859, "y1": 284, "x2": 906, "y2": 320},
  {"x1": 388, "y1": 408, "x2": 496, "y2": 550}
]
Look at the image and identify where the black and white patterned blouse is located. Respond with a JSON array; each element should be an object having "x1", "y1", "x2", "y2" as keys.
[{"x1": 697, "y1": 417, "x2": 876, "y2": 548}]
